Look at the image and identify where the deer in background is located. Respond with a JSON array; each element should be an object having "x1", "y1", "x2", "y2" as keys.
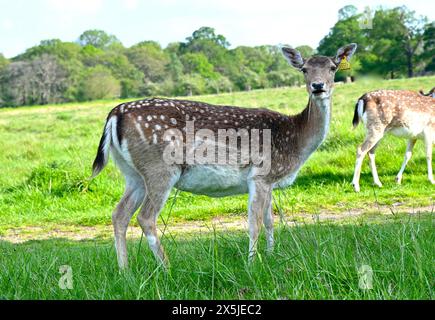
[
  {"x1": 91, "y1": 43, "x2": 357, "y2": 269},
  {"x1": 351, "y1": 90, "x2": 435, "y2": 192}
]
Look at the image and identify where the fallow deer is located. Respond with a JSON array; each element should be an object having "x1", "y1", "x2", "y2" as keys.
[
  {"x1": 351, "y1": 90, "x2": 435, "y2": 192},
  {"x1": 92, "y1": 43, "x2": 358, "y2": 269}
]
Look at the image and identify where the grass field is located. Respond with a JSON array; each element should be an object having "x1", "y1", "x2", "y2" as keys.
[
  {"x1": 0, "y1": 76, "x2": 434, "y2": 299},
  {"x1": 1, "y1": 214, "x2": 433, "y2": 299}
]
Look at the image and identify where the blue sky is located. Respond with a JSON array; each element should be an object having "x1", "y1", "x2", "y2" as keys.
[{"x1": 0, "y1": 0, "x2": 434, "y2": 58}]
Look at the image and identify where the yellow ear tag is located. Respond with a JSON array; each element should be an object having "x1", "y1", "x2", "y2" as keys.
[{"x1": 337, "y1": 56, "x2": 351, "y2": 71}]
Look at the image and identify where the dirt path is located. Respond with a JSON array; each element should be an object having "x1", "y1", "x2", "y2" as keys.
[{"x1": 1, "y1": 204, "x2": 433, "y2": 244}]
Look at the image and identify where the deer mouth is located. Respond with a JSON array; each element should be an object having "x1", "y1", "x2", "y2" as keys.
[{"x1": 312, "y1": 89, "x2": 326, "y2": 95}]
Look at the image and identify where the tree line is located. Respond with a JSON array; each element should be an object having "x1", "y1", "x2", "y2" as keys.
[{"x1": 0, "y1": 5, "x2": 433, "y2": 107}]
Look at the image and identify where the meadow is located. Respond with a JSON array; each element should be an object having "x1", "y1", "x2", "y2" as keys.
[{"x1": 0, "y1": 76, "x2": 434, "y2": 299}]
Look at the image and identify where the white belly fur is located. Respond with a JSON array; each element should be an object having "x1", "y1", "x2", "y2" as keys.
[
  {"x1": 388, "y1": 126, "x2": 424, "y2": 139},
  {"x1": 175, "y1": 165, "x2": 251, "y2": 197},
  {"x1": 176, "y1": 164, "x2": 302, "y2": 197}
]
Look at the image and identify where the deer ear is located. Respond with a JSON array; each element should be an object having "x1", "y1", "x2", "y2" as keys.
[
  {"x1": 281, "y1": 45, "x2": 304, "y2": 69},
  {"x1": 334, "y1": 43, "x2": 357, "y2": 64}
]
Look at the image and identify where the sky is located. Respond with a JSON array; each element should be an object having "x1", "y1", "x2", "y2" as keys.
[{"x1": 0, "y1": 0, "x2": 434, "y2": 58}]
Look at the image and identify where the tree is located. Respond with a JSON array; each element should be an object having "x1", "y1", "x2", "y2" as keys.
[
  {"x1": 176, "y1": 74, "x2": 206, "y2": 96},
  {"x1": 338, "y1": 5, "x2": 358, "y2": 20},
  {"x1": 166, "y1": 52, "x2": 183, "y2": 81},
  {"x1": 126, "y1": 41, "x2": 169, "y2": 83},
  {"x1": 182, "y1": 27, "x2": 231, "y2": 74},
  {"x1": 186, "y1": 27, "x2": 230, "y2": 48},
  {"x1": 0, "y1": 55, "x2": 67, "y2": 106},
  {"x1": 31, "y1": 54, "x2": 68, "y2": 104},
  {"x1": 78, "y1": 30, "x2": 122, "y2": 50},
  {"x1": 0, "y1": 61, "x2": 33, "y2": 106},
  {"x1": 16, "y1": 39, "x2": 82, "y2": 61},
  {"x1": 369, "y1": 7, "x2": 426, "y2": 78},
  {"x1": 206, "y1": 75, "x2": 233, "y2": 94},
  {"x1": 295, "y1": 45, "x2": 315, "y2": 58},
  {"x1": 318, "y1": 11, "x2": 367, "y2": 58},
  {"x1": 0, "y1": 53, "x2": 9, "y2": 70},
  {"x1": 419, "y1": 22, "x2": 434, "y2": 73},
  {"x1": 181, "y1": 52, "x2": 218, "y2": 79},
  {"x1": 78, "y1": 65, "x2": 121, "y2": 100}
]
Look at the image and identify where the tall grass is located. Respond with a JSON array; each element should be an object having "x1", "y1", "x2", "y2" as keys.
[{"x1": 0, "y1": 214, "x2": 433, "y2": 299}]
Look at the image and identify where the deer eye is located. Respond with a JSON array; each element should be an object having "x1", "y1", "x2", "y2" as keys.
[
  {"x1": 331, "y1": 66, "x2": 337, "y2": 72},
  {"x1": 301, "y1": 67, "x2": 307, "y2": 73}
]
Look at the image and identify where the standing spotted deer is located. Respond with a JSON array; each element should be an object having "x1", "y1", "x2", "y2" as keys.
[
  {"x1": 351, "y1": 90, "x2": 435, "y2": 192},
  {"x1": 91, "y1": 43, "x2": 357, "y2": 269}
]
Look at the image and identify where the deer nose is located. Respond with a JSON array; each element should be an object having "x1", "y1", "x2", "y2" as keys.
[{"x1": 311, "y1": 82, "x2": 324, "y2": 91}]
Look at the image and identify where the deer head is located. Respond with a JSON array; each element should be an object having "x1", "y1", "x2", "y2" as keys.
[{"x1": 281, "y1": 44, "x2": 357, "y2": 101}]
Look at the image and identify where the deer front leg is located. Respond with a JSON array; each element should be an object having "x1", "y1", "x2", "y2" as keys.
[
  {"x1": 423, "y1": 134, "x2": 434, "y2": 184},
  {"x1": 396, "y1": 139, "x2": 416, "y2": 184},
  {"x1": 263, "y1": 194, "x2": 274, "y2": 253},
  {"x1": 352, "y1": 129, "x2": 384, "y2": 192},
  {"x1": 368, "y1": 142, "x2": 382, "y2": 188},
  {"x1": 247, "y1": 179, "x2": 272, "y2": 262}
]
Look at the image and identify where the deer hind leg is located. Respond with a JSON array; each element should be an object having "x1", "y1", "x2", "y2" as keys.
[
  {"x1": 248, "y1": 179, "x2": 272, "y2": 262},
  {"x1": 423, "y1": 133, "x2": 434, "y2": 184},
  {"x1": 136, "y1": 167, "x2": 181, "y2": 267},
  {"x1": 113, "y1": 180, "x2": 145, "y2": 269},
  {"x1": 111, "y1": 151, "x2": 145, "y2": 269},
  {"x1": 368, "y1": 142, "x2": 382, "y2": 188},
  {"x1": 352, "y1": 128, "x2": 384, "y2": 192},
  {"x1": 396, "y1": 139, "x2": 417, "y2": 184}
]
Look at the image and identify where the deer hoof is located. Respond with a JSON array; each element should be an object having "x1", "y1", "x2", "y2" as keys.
[
  {"x1": 374, "y1": 181, "x2": 383, "y2": 188},
  {"x1": 395, "y1": 176, "x2": 402, "y2": 185},
  {"x1": 352, "y1": 182, "x2": 360, "y2": 193}
]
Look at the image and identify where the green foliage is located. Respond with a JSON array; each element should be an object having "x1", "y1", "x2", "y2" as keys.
[
  {"x1": 420, "y1": 22, "x2": 435, "y2": 72},
  {"x1": 294, "y1": 45, "x2": 315, "y2": 58},
  {"x1": 176, "y1": 73, "x2": 207, "y2": 96},
  {"x1": 319, "y1": 5, "x2": 431, "y2": 79},
  {"x1": 127, "y1": 41, "x2": 169, "y2": 83},
  {"x1": 78, "y1": 29, "x2": 122, "y2": 50},
  {"x1": 186, "y1": 26, "x2": 230, "y2": 49},
  {"x1": 78, "y1": 65, "x2": 121, "y2": 101},
  {"x1": 181, "y1": 52, "x2": 218, "y2": 79},
  {"x1": 0, "y1": 53, "x2": 9, "y2": 70}
]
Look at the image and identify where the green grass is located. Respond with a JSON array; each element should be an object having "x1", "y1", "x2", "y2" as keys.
[
  {"x1": 0, "y1": 76, "x2": 433, "y2": 231},
  {"x1": 0, "y1": 214, "x2": 433, "y2": 299}
]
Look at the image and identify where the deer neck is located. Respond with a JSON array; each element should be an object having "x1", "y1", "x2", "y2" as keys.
[{"x1": 292, "y1": 96, "x2": 331, "y2": 158}]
